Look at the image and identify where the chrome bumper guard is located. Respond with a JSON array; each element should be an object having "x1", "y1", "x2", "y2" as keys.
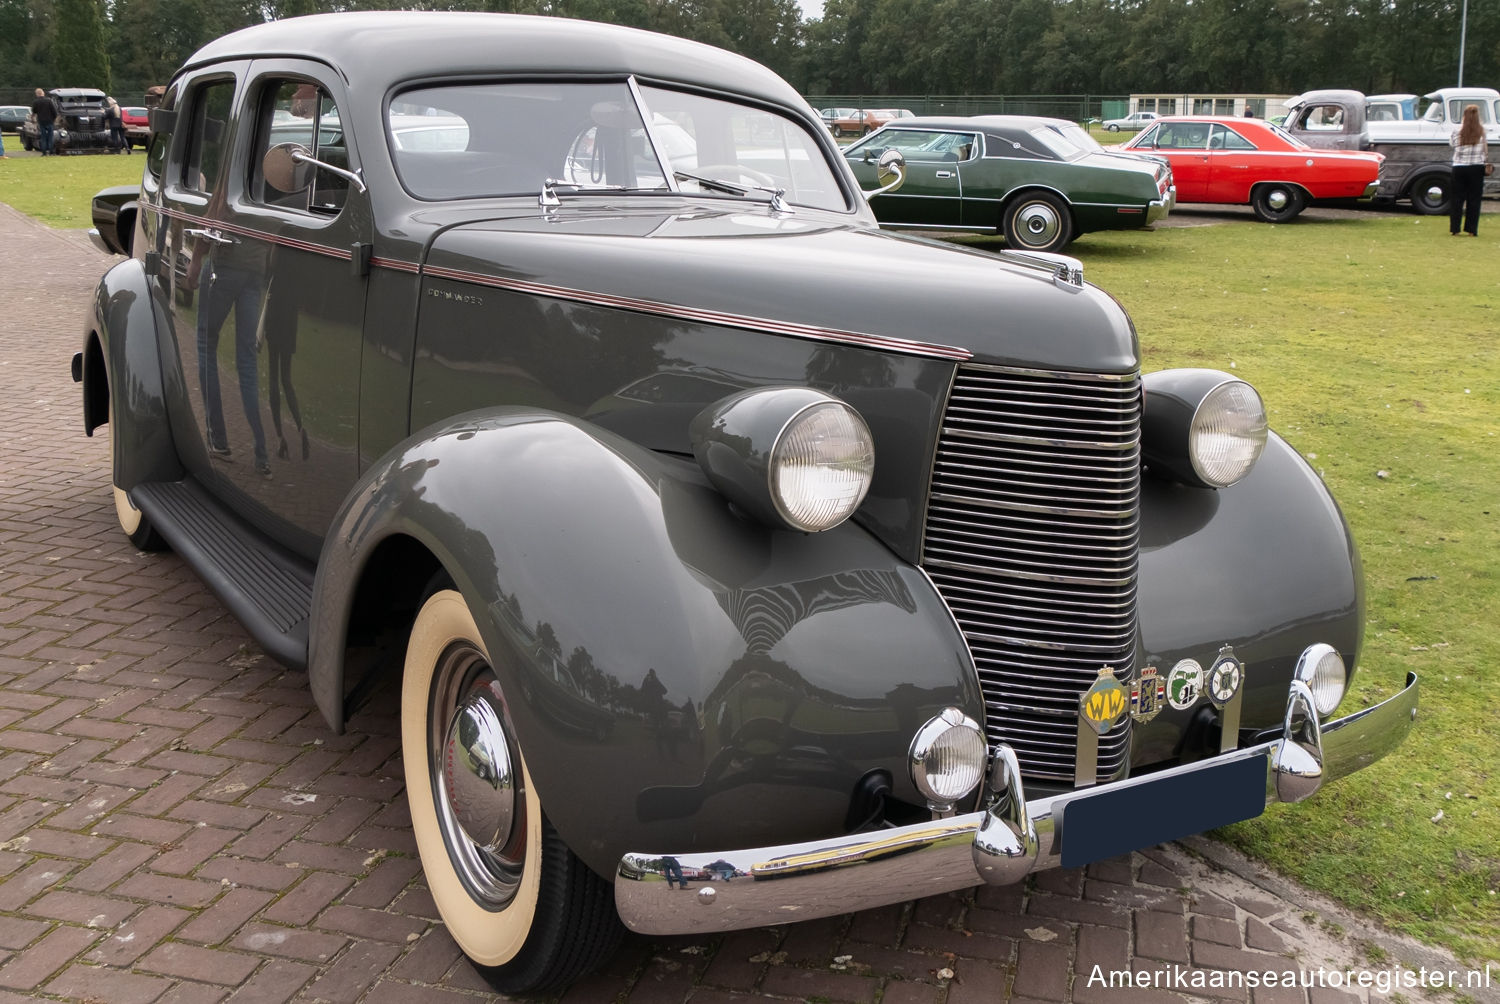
[
  {"x1": 615, "y1": 673, "x2": 1417, "y2": 935},
  {"x1": 1147, "y1": 187, "x2": 1176, "y2": 224},
  {"x1": 1360, "y1": 181, "x2": 1380, "y2": 200}
]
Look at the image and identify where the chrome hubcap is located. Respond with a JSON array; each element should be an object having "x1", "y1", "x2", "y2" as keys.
[
  {"x1": 1017, "y1": 202, "x2": 1060, "y2": 245},
  {"x1": 1267, "y1": 189, "x2": 1289, "y2": 211},
  {"x1": 1426, "y1": 185, "x2": 1444, "y2": 202},
  {"x1": 443, "y1": 688, "x2": 516, "y2": 854},
  {"x1": 430, "y1": 644, "x2": 524, "y2": 908}
]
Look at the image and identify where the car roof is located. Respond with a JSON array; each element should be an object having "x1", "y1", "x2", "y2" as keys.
[
  {"x1": 875, "y1": 114, "x2": 1071, "y2": 133},
  {"x1": 181, "y1": 12, "x2": 806, "y2": 113}
]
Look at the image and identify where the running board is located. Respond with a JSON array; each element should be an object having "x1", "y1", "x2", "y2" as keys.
[{"x1": 130, "y1": 480, "x2": 313, "y2": 669}]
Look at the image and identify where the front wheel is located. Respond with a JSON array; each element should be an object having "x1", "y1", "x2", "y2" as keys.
[
  {"x1": 402, "y1": 589, "x2": 622, "y2": 994},
  {"x1": 1002, "y1": 191, "x2": 1074, "y2": 253},
  {"x1": 1408, "y1": 174, "x2": 1451, "y2": 216},
  {"x1": 107, "y1": 398, "x2": 166, "y2": 551},
  {"x1": 1250, "y1": 184, "x2": 1304, "y2": 223}
]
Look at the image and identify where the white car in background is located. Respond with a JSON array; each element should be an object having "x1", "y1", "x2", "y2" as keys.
[{"x1": 1101, "y1": 110, "x2": 1159, "y2": 132}]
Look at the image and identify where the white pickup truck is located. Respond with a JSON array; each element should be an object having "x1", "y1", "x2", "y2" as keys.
[{"x1": 1284, "y1": 87, "x2": 1499, "y2": 214}]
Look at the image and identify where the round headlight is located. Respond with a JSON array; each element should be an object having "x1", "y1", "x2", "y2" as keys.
[
  {"x1": 771, "y1": 402, "x2": 874, "y2": 532},
  {"x1": 691, "y1": 387, "x2": 875, "y2": 534},
  {"x1": 1294, "y1": 643, "x2": 1347, "y2": 717},
  {"x1": 1189, "y1": 380, "x2": 1267, "y2": 488},
  {"x1": 910, "y1": 708, "x2": 986, "y2": 808}
]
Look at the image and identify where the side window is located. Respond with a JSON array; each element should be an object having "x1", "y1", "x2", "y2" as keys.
[
  {"x1": 254, "y1": 80, "x2": 348, "y2": 214},
  {"x1": 1299, "y1": 104, "x2": 1344, "y2": 131},
  {"x1": 1210, "y1": 125, "x2": 1255, "y2": 151},
  {"x1": 183, "y1": 80, "x2": 235, "y2": 195},
  {"x1": 1157, "y1": 124, "x2": 1208, "y2": 149}
]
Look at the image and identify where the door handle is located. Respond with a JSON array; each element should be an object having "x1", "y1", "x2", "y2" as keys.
[
  {"x1": 935, "y1": 171, "x2": 955, "y2": 178},
  {"x1": 184, "y1": 227, "x2": 236, "y2": 245}
]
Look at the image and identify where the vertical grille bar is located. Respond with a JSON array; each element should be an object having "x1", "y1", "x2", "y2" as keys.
[{"x1": 921, "y1": 364, "x2": 1141, "y2": 784}]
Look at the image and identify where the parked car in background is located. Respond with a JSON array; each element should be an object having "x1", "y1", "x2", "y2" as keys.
[
  {"x1": 828, "y1": 107, "x2": 883, "y2": 136},
  {"x1": 844, "y1": 115, "x2": 1174, "y2": 251},
  {"x1": 0, "y1": 105, "x2": 28, "y2": 132},
  {"x1": 818, "y1": 106, "x2": 858, "y2": 131},
  {"x1": 1365, "y1": 93, "x2": 1417, "y2": 121},
  {"x1": 1122, "y1": 115, "x2": 1382, "y2": 222},
  {"x1": 120, "y1": 105, "x2": 151, "y2": 148},
  {"x1": 1283, "y1": 90, "x2": 1499, "y2": 213},
  {"x1": 81, "y1": 10, "x2": 1415, "y2": 996},
  {"x1": 1101, "y1": 110, "x2": 1158, "y2": 132},
  {"x1": 19, "y1": 87, "x2": 112, "y2": 153}
]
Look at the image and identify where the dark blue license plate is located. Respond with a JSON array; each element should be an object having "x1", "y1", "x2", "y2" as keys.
[{"x1": 1058, "y1": 753, "x2": 1268, "y2": 869}]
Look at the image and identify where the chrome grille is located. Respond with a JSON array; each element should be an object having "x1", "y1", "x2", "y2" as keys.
[{"x1": 922, "y1": 364, "x2": 1141, "y2": 783}]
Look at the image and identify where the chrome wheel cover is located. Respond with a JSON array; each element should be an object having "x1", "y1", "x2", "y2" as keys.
[
  {"x1": 1266, "y1": 188, "x2": 1290, "y2": 211},
  {"x1": 429, "y1": 643, "x2": 526, "y2": 909},
  {"x1": 1014, "y1": 201, "x2": 1062, "y2": 247}
]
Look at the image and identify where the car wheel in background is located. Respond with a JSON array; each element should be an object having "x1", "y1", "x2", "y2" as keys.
[
  {"x1": 1407, "y1": 174, "x2": 1452, "y2": 216},
  {"x1": 1250, "y1": 184, "x2": 1304, "y2": 223},
  {"x1": 402, "y1": 589, "x2": 622, "y2": 994},
  {"x1": 1106, "y1": 124, "x2": 1120, "y2": 132},
  {"x1": 1003, "y1": 191, "x2": 1074, "y2": 253}
]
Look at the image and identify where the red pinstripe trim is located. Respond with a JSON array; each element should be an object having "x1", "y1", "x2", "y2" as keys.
[
  {"x1": 371, "y1": 257, "x2": 421, "y2": 274},
  {"x1": 155, "y1": 204, "x2": 351, "y2": 261},
  {"x1": 420, "y1": 264, "x2": 973, "y2": 362}
]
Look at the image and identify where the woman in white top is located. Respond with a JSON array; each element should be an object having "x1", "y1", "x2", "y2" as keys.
[{"x1": 1449, "y1": 104, "x2": 1488, "y2": 237}]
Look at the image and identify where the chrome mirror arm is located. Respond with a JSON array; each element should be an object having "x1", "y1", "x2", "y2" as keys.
[{"x1": 290, "y1": 149, "x2": 367, "y2": 195}]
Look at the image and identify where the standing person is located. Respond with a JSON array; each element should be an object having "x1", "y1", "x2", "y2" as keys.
[
  {"x1": 30, "y1": 88, "x2": 58, "y2": 155},
  {"x1": 105, "y1": 98, "x2": 128, "y2": 153},
  {"x1": 1449, "y1": 104, "x2": 1488, "y2": 237}
]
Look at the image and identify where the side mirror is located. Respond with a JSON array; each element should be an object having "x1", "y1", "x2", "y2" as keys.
[
  {"x1": 265, "y1": 140, "x2": 367, "y2": 196},
  {"x1": 862, "y1": 148, "x2": 905, "y2": 201},
  {"x1": 264, "y1": 142, "x2": 315, "y2": 193}
]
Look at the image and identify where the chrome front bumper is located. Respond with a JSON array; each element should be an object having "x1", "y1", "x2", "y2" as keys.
[
  {"x1": 615, "y1": 673, "x2": 1417, "y2": 935},
  {"x1": 1359, "y1": 181, "x2": 1380, "y2": 201}
]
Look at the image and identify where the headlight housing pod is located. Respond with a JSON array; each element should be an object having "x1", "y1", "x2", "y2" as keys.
[
  {"x1": 1142, "y1": 369, "x2": 1268, "y2": 488},
  {"x1": 691, "y1": 387, "x2": 875, "y2": 533}
]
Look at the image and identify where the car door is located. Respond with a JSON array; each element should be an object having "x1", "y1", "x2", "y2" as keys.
[
  {"x1": 852, "y1": 128, "x2": 964, "y2": 227},
  {"x1": 1139, "y1": 122, "x2": 1211, "y2": 201},
  {"x1": 161, "y1": 61, "x2": 369, "y2": 552},
  {"x1": 1203, "y1": 123, "x2": 1262, "y2": 203}
]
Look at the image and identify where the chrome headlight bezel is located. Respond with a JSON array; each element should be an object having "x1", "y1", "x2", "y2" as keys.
[
  {"x1": 909, "y1": 708, "x2": 987, "y2": 810},
  {"x1": 1294, "y1": 643, "x2": 1348, "y2": 718}
]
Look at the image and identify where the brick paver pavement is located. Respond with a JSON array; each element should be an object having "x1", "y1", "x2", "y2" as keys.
[{"x1": 1, "y1": 201, "x2": 1492, "y2": 1004}]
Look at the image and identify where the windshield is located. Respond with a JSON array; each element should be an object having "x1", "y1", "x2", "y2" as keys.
[
  {"x1": 389, "y1": 80, "x2": 847, "y2": 210},
  {"x1": 1265, "y1": 121, "x2": 1309, "y2": 148}
]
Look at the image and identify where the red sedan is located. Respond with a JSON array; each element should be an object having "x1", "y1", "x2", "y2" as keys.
[
  {"x1": 1121, "y1": 116, "x2": 1382, "y2": 222},
  {"x1": 121, "y1": 105, "x2": 151, "y2": 149}
]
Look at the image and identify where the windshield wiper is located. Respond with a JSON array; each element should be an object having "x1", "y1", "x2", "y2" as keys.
[{"x1": 674, "y1": 171, "x2": 792, "y2": 213}]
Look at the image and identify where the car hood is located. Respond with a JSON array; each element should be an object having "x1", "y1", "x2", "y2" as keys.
[{"x1": 419, "y1": 202, "x2": 1139, "y2": 374}]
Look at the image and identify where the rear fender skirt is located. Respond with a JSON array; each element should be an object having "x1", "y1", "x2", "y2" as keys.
[{"x1": 309, "y1": 408, "x2": 981, "y2": 876}]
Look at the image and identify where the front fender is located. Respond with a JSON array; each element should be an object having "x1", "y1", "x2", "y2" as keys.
[
  {"x1": 85, "y1": 257, "x2": 181, "y2": 491},
  {"x1": 310, "y1": 410, "x2": 982, "y2": 877},
  {"x1": 1134, "y1": 432, "x2": 1363, "y2": 764}
]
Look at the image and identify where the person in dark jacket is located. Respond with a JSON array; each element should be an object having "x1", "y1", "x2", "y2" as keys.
[
  {"x1": 31, "y1": 88, "x2": 58, "y2": 155},
  {"x1": 105, "y1": 98, "x2": 128, "y2": 153}
]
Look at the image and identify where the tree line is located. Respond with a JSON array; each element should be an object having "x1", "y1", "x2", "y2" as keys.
[{"x1": 3, "y1": 0, "x2": 1495, "y2": 102}]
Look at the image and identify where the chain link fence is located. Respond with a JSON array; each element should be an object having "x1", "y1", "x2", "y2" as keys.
[{"x1": 805, "y1": 95, "x2": 1132, "y2": 122}]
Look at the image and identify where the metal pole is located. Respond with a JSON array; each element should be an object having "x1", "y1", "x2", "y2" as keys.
[{"x1": 1458, "y1": 0, "x2": 1468, "y2": 86}]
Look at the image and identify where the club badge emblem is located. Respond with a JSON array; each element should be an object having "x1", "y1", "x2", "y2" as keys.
[
  {"x1": 1166, "y1": 659, "x2": 1203, "y2": 711},
  {"x1": 1207, "y1": 647, "x2": 1244, "y2": 709},
  {"x1": 1080, "y1": 667, "x2": 1128, "y2": 735},
  {"x1": 1130, "y1": 665, "x2": 1165, "y2": 723}
]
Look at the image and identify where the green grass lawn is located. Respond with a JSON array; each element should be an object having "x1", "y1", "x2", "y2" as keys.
[
  {"x1": 1082, "y1": 214, "x2": 1499, "y2": 965},
  {"x1": 0, "y1": 150, "x2": 145, "y2": 228},
  {"x1": 3, "y1": 159, "x2": 1496, "y2": 964}
]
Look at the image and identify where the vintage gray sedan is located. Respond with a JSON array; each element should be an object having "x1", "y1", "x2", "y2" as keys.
[{"x1": 79, "y1": 11, "x2": 1416, "y2": 994}]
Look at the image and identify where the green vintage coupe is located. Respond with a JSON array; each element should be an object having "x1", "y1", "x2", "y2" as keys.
[
  {"x1": 844, "y1": 115, "x2": 1175, "y2": 252},
  {"x1": 80, "y1": 11, "x2": 1413, "y2": 995}
]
